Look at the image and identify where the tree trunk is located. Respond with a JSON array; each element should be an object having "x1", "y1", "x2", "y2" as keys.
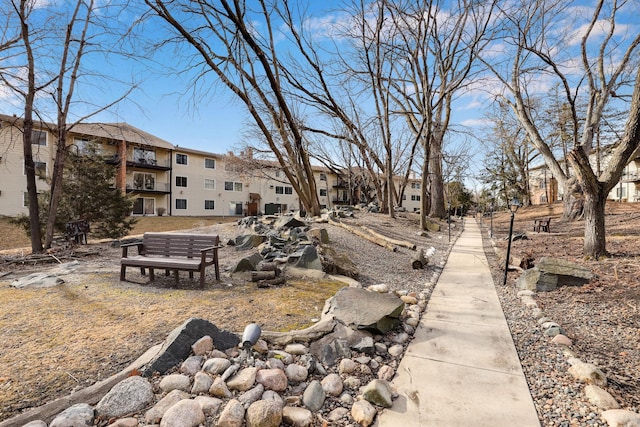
[
  {"x1": 44, "y1": 132, "x2": 68, "y2": 248},
  {"x1": 582, "y1": 187, "x2": 607, "y2": 259},
  {"x1": 429, "y1": 139, "x2": 445, "y2": 218}
]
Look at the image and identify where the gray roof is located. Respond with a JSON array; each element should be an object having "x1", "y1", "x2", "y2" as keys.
[
  {"x1": 70, "y1": 122, "x2": 174, "y2": 149},
  {"x1": 0, "y1": 114, "x2": 174, "y2": 150}
]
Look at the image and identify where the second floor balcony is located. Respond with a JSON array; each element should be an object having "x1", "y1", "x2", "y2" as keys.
[{"x1": 126, "y1": 181, "x2": 171, "y2": 193}]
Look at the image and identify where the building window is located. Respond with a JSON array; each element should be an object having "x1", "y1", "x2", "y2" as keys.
[
  {"x1": 132, "y1": 197, "x2": 155, "y2": 215},
  {"x1": 133, "y1": 172, "x2": 155, "y2": 190},
  {"x1": 176, "y1": 199, "x2": 187, "y2": 209},
  {"x1": 176, "y1": 153, "x2": 188, "y2": 165},
  {"x1": 225, "y1": 181, "x2": 243, "y2": 191},
  {"x1": 402, "y1": 194, "x2": 406, "y2": 200},
  {"x1": 411, "y1": 195, "x2": 421, "y2": 201},
  {"x1": 319, "y1": 173, "x2": 327, "y2": 181},
  {"x1": 176, "y1": 176, "x2": 188, "y2": 187},
  {"x1": 134, "y1": 147, "x2": 156, "y2": 164},
  {"x1": 205, "y1": 158, "x2": 216, "y2": 169},
  {"x1": 24, "y1": 161, "x2": 47, "y2": 178},
  {"x1": 31, "y1": 130, "x2": 46, "y2": 146},
  {"x1": 411, "y1": 182, "x2": 420, "y2": 189},
  {"x1": 205, "y1": 200, "x2": 215, "y2": 210},
  {"x1": 204, "y1": 179, "x2": 215, "y2": 190},
  {"x1": 275, "y1": 170, "x2": 281, "y2": 178},
  {"x1": 276, "y1": 186, "x2": 293, "y2": 195},
  {"x1": 319, "y1": 189, "x2": 327, "y2": 196}
]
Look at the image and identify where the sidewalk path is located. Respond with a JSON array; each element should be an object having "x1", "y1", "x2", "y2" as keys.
[{"x1": 375, "y1": 219, "x2": 541, "y2": 427}]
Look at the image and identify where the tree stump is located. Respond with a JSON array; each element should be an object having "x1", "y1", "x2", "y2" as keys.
[{"x1": 411, "y1": 248, "x2": 427, "y2": 269}]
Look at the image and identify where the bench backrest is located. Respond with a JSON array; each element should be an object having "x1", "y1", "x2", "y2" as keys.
[{"x1": 142, "y1": 233, "x2": 219, "y2": 258}]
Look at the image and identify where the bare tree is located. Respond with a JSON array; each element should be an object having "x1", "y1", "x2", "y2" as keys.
[
  {"x1": 2, "y1": 1, "x2": 139, "y2": 251},
  {"x1": 380, "y1": 0, "x2": 496, "y2": 227},
  {"x1": 145, "y1": 0, "x2": 323, "y2": 216},
  {"x1": 483, "y1": 0, "x2": 640, "y2": 258}
]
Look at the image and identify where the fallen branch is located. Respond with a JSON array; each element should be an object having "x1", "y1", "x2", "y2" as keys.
[
  {"x1": 329, "y1": 219, "x2": 397, "y2": 252},
  {"x1": 361, "y1": 225, "x2": 416, "y2": 250}
]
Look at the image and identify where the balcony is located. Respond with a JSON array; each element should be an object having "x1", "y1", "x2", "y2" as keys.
[
  {"x1": 126, "y1": 181, "x2": 171, "y2": 194},
  {"x1": 105, "y1": 155, "x2": 171, "y2": 171}
]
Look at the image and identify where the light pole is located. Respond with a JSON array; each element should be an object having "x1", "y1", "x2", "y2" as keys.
[
  {"x1": 447, "y1": 200, "x2": 451, "y2": 242},
  {"x1": 502, "y1": 197, "x2": 521, "y2": 286},
  {"x1": 489, "y1": 201, "x2": 494, "y2": 238}
]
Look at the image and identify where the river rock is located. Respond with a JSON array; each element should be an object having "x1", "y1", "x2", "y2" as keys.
[
  {"x1": 192, "y1": 335, "x2": 214, "y2": 355},
  {"x1": 192, "y1": 371, "x2": 214, "y2": 394},
  {"x1": 302, "y1": 380, "x2": 325, "y2": 412},
  {"x1": 282, "y1": 406, "x2": 314, "y2": 427},
  {"x1": 203, "y1": 357, "x2": 231, "y2": 374},
  {"x1": 227, "y1": 367, "x2": 258, "y2": 391},
  {"x1": 159, "y1": 374, "x2": 191, "y2": 393},
  {"x1": 218, "y1": 399, "x2": 246, "y2": 427},
  {"x1": 568, "y1": 362, "x2": 607, "y2": 386},
  {"x1": 256, "y1": 368, "x2": 288, "y2": 391},
  {"x1": 584, "y1": 385, "x2": 620, "y2": 410},
  {"x1": 160, "y1": 399, "x2": 205, "y2": 427},
  {"x1": 321, "y1": 373, "x2": 344, "y2": 397},
  {"x1": 49, "y1": 403, "x2": 94, "y2": 427},
  {"x1": 245, "y1": 400, "x2": 283, "y2": 427},
  {"x1": 351, "y1": 400, "x2": 376, "y2": 427},
  {"x1": 285, "y1": 364, "x2": 308, "y2": 383},
  {"x1": 95, "y1": 376, "x2": 154, "y2": 419},
  {"x1": 145, "y1": 389, "x2": 190, "y2": 424},
  {"x1": 362, "y1": 379, "x2": 393, "y2": 407}
]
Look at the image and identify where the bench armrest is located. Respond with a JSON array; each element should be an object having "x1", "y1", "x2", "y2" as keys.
[
  {"x1": 199, "y1": 245, "x2": 221, "y2": 263},
  {"x1": 121, "y1": 241, "x2": 144, "y2": 258}
]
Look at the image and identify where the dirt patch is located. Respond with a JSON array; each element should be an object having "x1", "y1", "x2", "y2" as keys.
[{"x1": 487, "y1": 202, "x2": 640, "y2": 409}]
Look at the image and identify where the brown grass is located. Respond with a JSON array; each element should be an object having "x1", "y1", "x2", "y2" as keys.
[{"x1": 0, "y1": 215, "x2": 343, "y2": 421}]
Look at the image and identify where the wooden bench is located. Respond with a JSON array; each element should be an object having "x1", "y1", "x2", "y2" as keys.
[
  {"x1": 65, "y1": 219, "x2": 90, "y2": 244},
  {"x1": 120, "y1": 233, "x2": 221, "y2": 287},
  {"x1": 533, "y1": 217, "x2": 551, "y2": 233}
]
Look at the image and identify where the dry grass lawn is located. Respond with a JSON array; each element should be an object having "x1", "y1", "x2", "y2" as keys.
[{"x1": 0, "y1": 215, "x2": 343, "y2": 421}]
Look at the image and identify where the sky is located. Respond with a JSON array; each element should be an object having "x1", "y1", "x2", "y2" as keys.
[{"x1": 2, "y1": 0, "x2": 639, "y2": 189}]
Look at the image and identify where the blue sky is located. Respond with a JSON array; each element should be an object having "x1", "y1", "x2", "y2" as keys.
[{"x1": 2, "y1": 0, "x2": 638, "y2": 184}]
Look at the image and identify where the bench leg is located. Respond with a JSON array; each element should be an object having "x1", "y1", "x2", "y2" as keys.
[
  {"x1": 149, "y1": 268, "x2": 155, "y2": 282},
  {"x1": 189, "y1": 272, "x2": 194, "y2": 279},
  {"x1": 214, "y1": 252, "x2": 220, "y2": 281},
  {"x1": 120, "y1": 265, "x2": 126, "y2": 281},
  {"x1": 174, "y1": 270, "x2": 179, "y2": 285},
  {"x1": 140, "y1": 267, "x2": 146, "y2": 276},
  {"x1": 200, "y1": 269, "x2": 205, "y2": 288}
]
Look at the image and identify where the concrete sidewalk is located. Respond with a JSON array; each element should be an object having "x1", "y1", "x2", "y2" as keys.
[{"x1": 376, "y1": 219, "x2": 540, "y2": 427}]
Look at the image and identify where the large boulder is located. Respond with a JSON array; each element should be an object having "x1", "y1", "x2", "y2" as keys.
[
  {"x1": 289, "y1": 245, "x2": 323, "y2": 270},
  {"x1": 235, "y1": 234, "x2": 265, "y2": 251},
  {"x1": 232, "y1": 253, "x2": 264, "y2": 273},
  {"x1": 324, "y1": 287, "x2": 404, "y2": 334},
  {"x1": 516, "y1": 257, "x2": 594, "y2": 292},
  {"x1": 143, "y1": 318, "x2": 240, "y2": 376}
]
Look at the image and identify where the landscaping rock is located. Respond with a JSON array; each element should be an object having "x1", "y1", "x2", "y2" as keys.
[
  {"x1": 95, "y1": 376, "x2": 154, "y2": 419},
  {"x1": 49, "y1": 403, "x2": 94, "y2": 427},
  {"x1": 159, "y1": 399, "x2": 205, "y2": 427}
]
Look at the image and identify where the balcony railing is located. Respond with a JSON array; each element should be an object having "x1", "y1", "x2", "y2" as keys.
[{"x1": 127, "y1": 182, "x2": 170, "y2": 192}]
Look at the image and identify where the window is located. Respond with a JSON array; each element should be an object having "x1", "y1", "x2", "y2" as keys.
[
  {"x1": 225, "y1": 181, "x2": 243, "y2": 191},
  {"x1": 411, "y1": 182, "x2": 420, "y2": 189},
  {"x1": 74, "y1": 137, "x2": 92, "y2": 154},
  {"x1": 205, "y1": 158, "x2": 216, "y2": 169},
  {"x1": 276, "y1": 186, "x2": 293, "y2": 195},
  {"x1": 25, "y1": 161, "x2": 47, "y2": 178},
  {"x1": 275, "y1": 170, "x2": 281, "y2": 178},
  {"x1": 132, "y1": 198, "x2": 155, "y2": 215},
  {"x1": 134, "y1": 148, "x2": 156, "y2": 164},
  {"x1": 319, "y1": 173, "x2": 327, "y2": 181},
  {"x1": 205, "y1": 200, "x2": 215, "y2": 210},
  {"x1": 176, "y1": 176, "x2": 188, "y2": 187},
  {"x1": 176, "y1": 153, "x2": 188, "y2": 165},
  {"x1": 319, "y1": 189, "x2": 327, "y2": 196},
  {"x1": 31, "y1": 130, "x2": 46, "y2": 146},
  {"x1": 204, "y1": 179, "x2": 215, "y2": 190},
  {"x1": 411, "y1": 195, "x2": 421, "y2": 201},
  {"x1": 402, "y1": 194, "x2": 406, "y2": 200},
  {"x1": 133, "y1": 173, "x2": 155, "y2": 190},
  {"x1": 176, "y1": 199, "x2": 187, "y2": 209}
]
